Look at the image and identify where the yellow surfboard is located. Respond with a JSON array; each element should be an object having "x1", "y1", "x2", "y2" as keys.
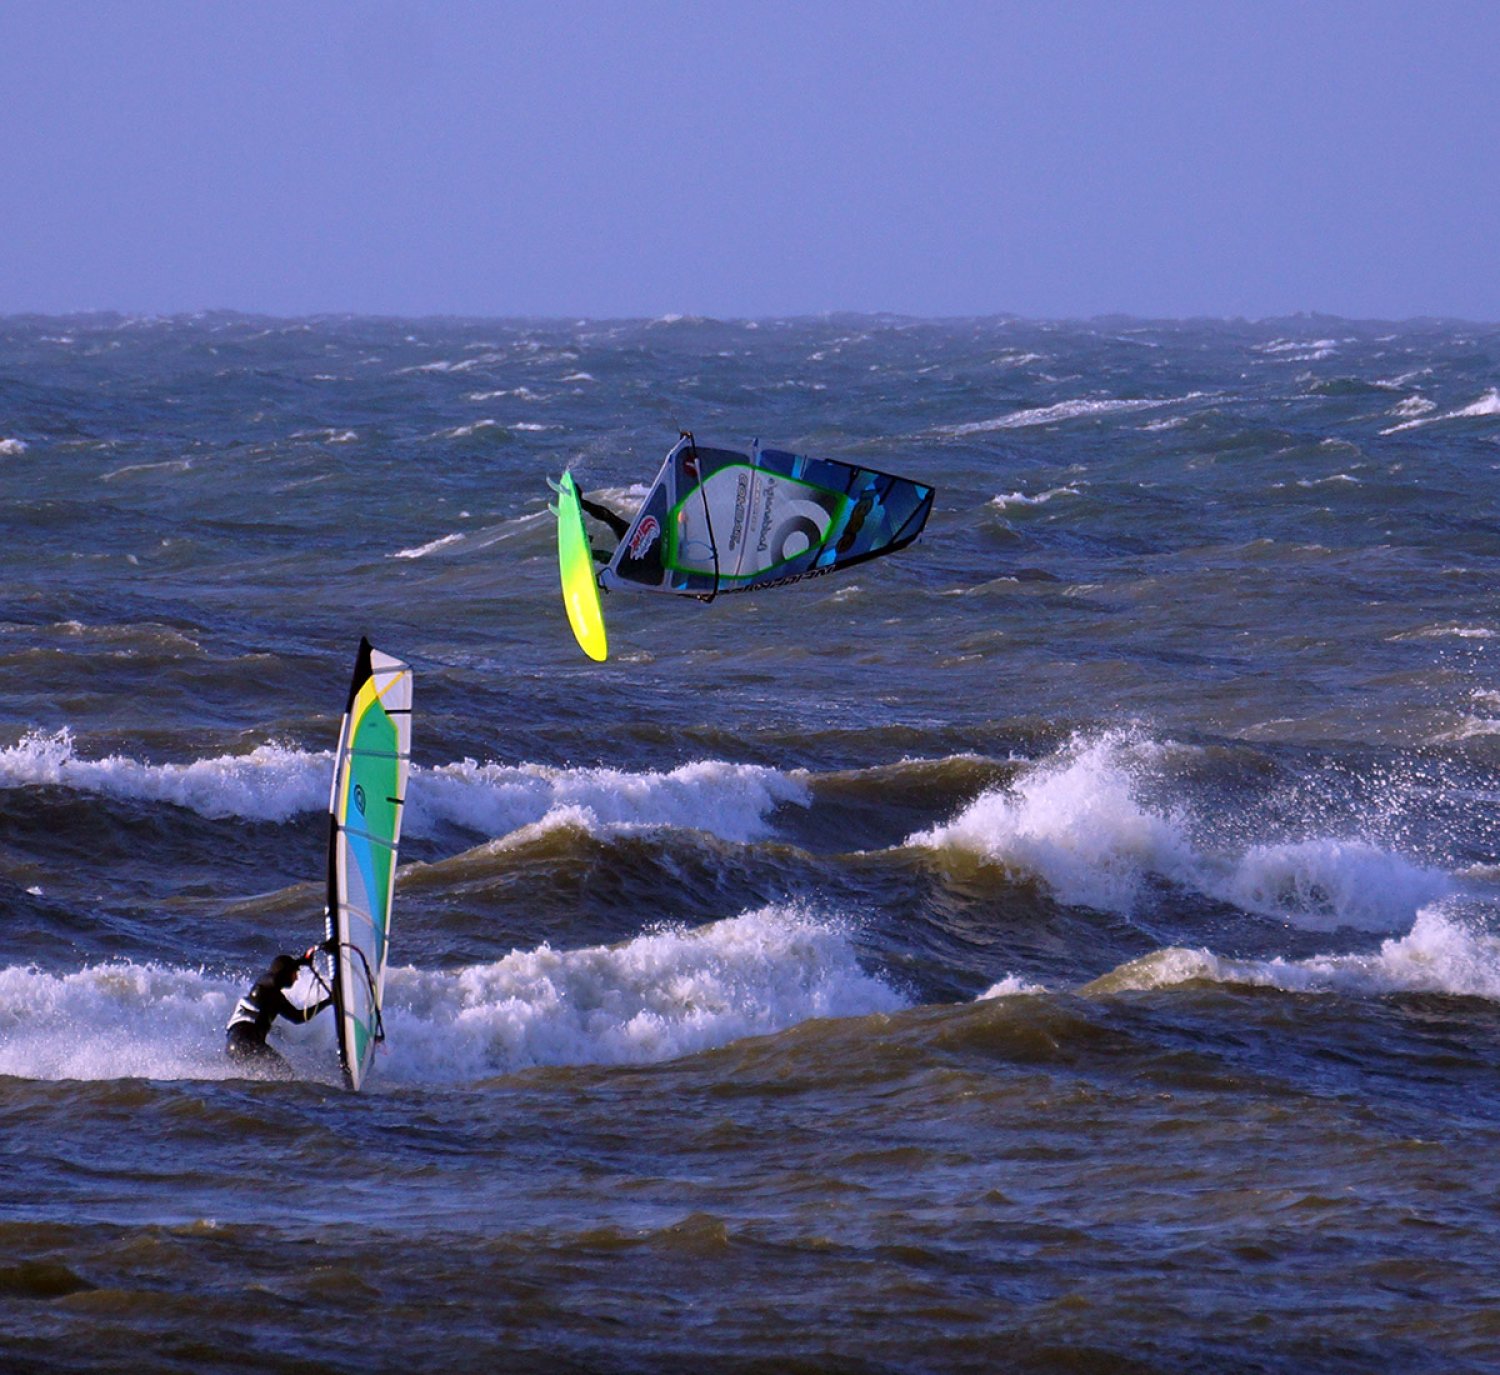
[{"x1": 549, "y1": 472, "x2": 608, "y2": 662}]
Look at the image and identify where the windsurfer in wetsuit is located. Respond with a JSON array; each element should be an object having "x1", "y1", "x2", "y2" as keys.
[{"x1": 225, "y1": 950, "x2": 332, "y2": 1075}]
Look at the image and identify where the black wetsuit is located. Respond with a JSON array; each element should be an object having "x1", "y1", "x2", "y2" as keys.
[
  {"x1": 579, "y1": 494, "x2": 630, "y2": 562},
  {"x1": 225, "y1": 972, "x2": 331, "y2": 1072}
]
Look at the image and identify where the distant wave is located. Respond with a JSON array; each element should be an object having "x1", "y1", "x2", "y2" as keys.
[
  {"x1": 0, "y1": 906, "x2": 904, "y2": 1085},
  {"x1": 465, "y1": 386, "x2": 541, "y2": 401},
  {"x1": 1388, "y1": 624, "x2": 1494, "y2": 642},
  {"x1": 989, "y1": 486, "x2": 1080, "y2": 511},
  {"x1": 395, "y1": 351, "x2": 508, "y2": 375},
  {"x1": 391, "y1": 532, "x2": 465, "y2": 560},
  {"x1": 0, "y1": 729, "x2": 807, "y2": 844},
  {"x1": 1254, "y1": 338, "x2": 1341, "y2": 360},
  {"x1": 942, "y1": 397, "x2": 1176, "y2": 434},
  {"x1": 1, "y1": 438, "x2": 30, "y2": 455},
  {"x1": 906, "y1": 731, "x2": 1451, "y2": 932},
  {"x1": 1382, "y1": 387, "x2": 1500, "y2": 434}
]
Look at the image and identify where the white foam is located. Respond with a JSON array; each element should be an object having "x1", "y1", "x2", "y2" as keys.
[
  {"x1": 397, "y1": 351, "x2": 508, "y2": 376},
  {"x1": 382, "y1": 907, "x2": 904, "y2": 1082},
  {"x1": 989, "y1": 486, "x2": 1080, "y2": 511},
  {"x1": 0, "y1": 438, "x2": 28, "y2": 456},
  {"x1": 101, "y1": 458, "x2": 194, "y2": 481},
  {"x1": 0, "y1": 730, "x2": 807, "y2": 843},
  {"x1": 290, "y1": 427, "x2": 357, "y2": 444},
  {"x1": 465, "y1": 387, "x2": 540, "y2": 402},
  {"x1": 976, "y1": 973, "x2": 1047, "y2": 1000},
  {"x1": 0, "y1": 908, "x2": 905, "y2": 1084},
  {"x1": 908, "y1": 732, "x2": 1450, "y2": 931},
  {"x1": 1392, "y1": 395, "x2": 1436, "y2": 419},
  {"x1": 391, "y1": 532, "x2": 465, "y2": 560},
  {"x1": 1094, "y1": 901, "x2": 1500, "y2": 1001},
  {"x1": 421, "y1": 757, "x2": 809, "y2": 845},
  {"x1": 1256, "y1": 338, "x2": 1339, "y2": 356},
  {"x1": 1389, "y1": 624, "x2": 1495, "y2": 641}
]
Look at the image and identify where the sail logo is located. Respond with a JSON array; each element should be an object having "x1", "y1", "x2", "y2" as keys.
[
  {"x1": 353, "y1": 784, "x2": 367, "y2": 816},
  {"x1": 627, "y1": 516, "x2": 661, "y2": 560}
]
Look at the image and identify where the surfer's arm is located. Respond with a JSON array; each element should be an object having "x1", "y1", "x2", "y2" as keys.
[
  {"x1": 270, "y1": 989, "x2": 334, "y2": 1025},
  {"x1": 578, "y1": 494, "x2": 630, "y2": 542}
]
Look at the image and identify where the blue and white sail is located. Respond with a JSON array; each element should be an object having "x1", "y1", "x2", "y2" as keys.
[{"x1": 600, "y1": 436, "x2": 934, "y2": 600}]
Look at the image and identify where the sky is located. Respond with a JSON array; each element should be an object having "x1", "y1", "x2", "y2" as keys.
[{"x1": 1, "y1": 0, "x2": 1497, "y2": 321}]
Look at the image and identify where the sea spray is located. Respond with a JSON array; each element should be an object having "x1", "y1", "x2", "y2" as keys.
[
  {"x1": 0, "y1": 961, "x2": 322, "y2": 1082},
  {"x1": 907, "y1": 732, "x2": 1198, "y2": 912}
]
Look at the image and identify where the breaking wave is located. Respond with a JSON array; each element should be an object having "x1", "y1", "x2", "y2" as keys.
[
  {"x1": 907, "y1": 732, "x2": 1452, "y2": 931},
  {"x1": 0, "y1": 907, "x2": 903, "y2": 1085}
]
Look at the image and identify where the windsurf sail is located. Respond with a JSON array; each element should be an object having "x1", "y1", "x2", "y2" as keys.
[
  {"x1": 549, "y1": 471, "x2": 609, "y2": 661},
  {"x1": 323, "y1": 638, "x2": 412, "y2": 1091},
  {"x1": 601, "y1": 435, "x2": 934, "y2": 599}
]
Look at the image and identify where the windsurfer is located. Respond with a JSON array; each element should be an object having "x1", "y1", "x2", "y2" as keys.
[{"x1": 225, "y1": 949, "x2": 332, "y2": 1075}]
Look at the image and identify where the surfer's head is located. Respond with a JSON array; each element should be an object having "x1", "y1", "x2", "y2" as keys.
[{"x1": 269, "y1": 954, "x2": 301, "y2": 988}]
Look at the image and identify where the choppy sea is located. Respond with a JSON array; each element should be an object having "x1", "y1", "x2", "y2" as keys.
[{"x1": 2, "y1": 313, "x2": 1498, "y2": 1373}]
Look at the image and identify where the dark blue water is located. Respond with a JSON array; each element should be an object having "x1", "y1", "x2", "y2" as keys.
[{"x1": 2, "y1": 313, "x2": 1499, "y2": 1372}]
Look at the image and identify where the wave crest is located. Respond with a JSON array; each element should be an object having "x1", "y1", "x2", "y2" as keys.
[
  {"x1": 0, "y1": 730, "x2": 807, "y2": 844},
  {"x1": 1084, "y1": 902, "x2": 1500, "y2": 1001}
]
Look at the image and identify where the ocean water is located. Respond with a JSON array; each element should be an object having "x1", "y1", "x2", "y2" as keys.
[{"x1": 2, "y1": 312, "x2": 1498, "y2": 1373}]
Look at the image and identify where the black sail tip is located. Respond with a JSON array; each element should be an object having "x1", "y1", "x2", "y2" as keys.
[{"x1": 345, "y1": 637, "x2": 375, "y2": 713}]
